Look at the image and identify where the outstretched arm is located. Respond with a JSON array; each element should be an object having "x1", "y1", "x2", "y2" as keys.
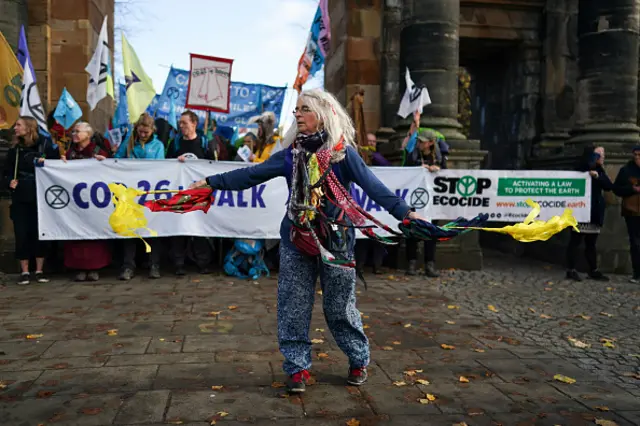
[{"x1": 192, "y1": 149, "x2": 286, "y2": 191}]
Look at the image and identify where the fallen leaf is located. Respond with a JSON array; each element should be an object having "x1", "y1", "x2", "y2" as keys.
[
  {"x1": 317, "y1": 290, "x2": 323, "y2": 295},
  {"x1": 606, "y1": 287, "x2": 614, "y2": 291},
  {"x1": 459, "y1": 376, "x2": 470, "y2": 383},
  {"x1": 106, "y1": 329, "x2": 118, "y2": 336},
  {"x1": 600, "y1": 338, "x2": 616, "y2": 349},
  {"x1": 25, "y1": 334, "x2": 43, "y2": 339},
  {"x1": 346, "y1": 419, "x2": 361, "y2": 426},
  {"x1": 622, "y1": 372, "x2": 640, "y2": 379},
  {"x1": 315, "y1": 328, "x2": 325, "y2": 332},
  {"x1": 227, "y1": 305, "x2": 238, "y2": 310},
  {"x1": 393, "y1": 381, "x2": 407, "y2": 386},
  {"x1": 217, "y1": 411, "x2": 229, "y2": 417},
  {"x1": 416, "y1": 379, "x2": 430, "y2": 385},
  {"x1": 472, "y1": 348, "x2": 485, "y2": 353},
  {"x1": 453, "y1": 423, "x2": 469, "y2": 426},
  {"x1": 540, "y1": 314, "x2": 552, "y2": 319},
  {"x1": 317, "y1": 353, "x2": 329, "y2": 358},
  {"x1": 595, "y1": 419, "x2": 618, "y2": 426},
  {"x1": 382, "y1": 346, "x2": 394, "y2": 351},
  {"x1": 392, "y1": 341, "x2": 401, "y2": 345},
  {"x1": 544, "y1": 287, "x2": 553, "y2": 291},
  {"x1": 271, "y1": 381, "x2": 286, "y2": 388},
  {"x1": 553, "y1": 374, "x2": 576, "y2": 384},
  {"x1": 311, "y1": 339, "x2": 324, "y2": 344},
  {"x1": 403, "y1": 369, "x2": 423, "y2": 376},
  {"x1": 363, "y1": 325, "x2": 370, "y2": 329},
  {"x1": 418, "y1": 398, "x2": 430, "y2": 404},
  {"x1": 208, "y1": 311, "x2": 221, "y2": 316},
  {"x1": 487, "y1": 305, "x2": 499, "y2": 312},
  {"x1": 599, "y1": 312, "x2": 613, "y2": 317},
  {"x1": 211, "y1": 385, "x2": 223, "y2": 390},
  {"x1": 529, "y1": 308, "x2": 536, "y2": 313},
  {"x1": 568, "y1": 337, "x2": 591, "y2": 348},
  {"x1": 404, "y1": 323, "x2": 412, "y2": 328},
  {"x1": 445, "y1": 320, "x2": 456, "y2": 325},
  {"x1": 629, "y1": 354, "x2": 640, "y2": 358},
  {"x1": 579, "y1": 314, "x2": 592, "y2": 320},
  {"x1": 426, "y1": 393, "x2": 436, "y2": 401},
  {"x1": 441, "y1": 344, "x2": 455, "y2": 350},
  {"x1": 447, "y1": 305, "x2": 459, "y2": 310},
  {"x1": 81, "y1": 408, "x2": 103, "y2": 415},
  {"x1": 210, "y1": 421, "x2": 216, "y2": 426},
  {"x1": 594, "y1": 406, "x2": 610, "y2": 411}
]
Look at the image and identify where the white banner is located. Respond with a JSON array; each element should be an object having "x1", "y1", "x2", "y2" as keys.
[{"x1": 36, "y1": 161, "x2": 590, "y2": 241}]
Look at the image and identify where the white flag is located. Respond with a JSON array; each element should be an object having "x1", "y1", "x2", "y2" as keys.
[
  {"x1": 86, "y1": 16, "x2": 114, "y2": 110},
  {"x1": 397, "y1": 67, "x2": 431, "y2": 119},
  {"x1": 19, "y1": 49, "x2": 48, "y2": 132}
]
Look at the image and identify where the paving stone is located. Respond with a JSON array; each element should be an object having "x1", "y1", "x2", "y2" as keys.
[
  {"x1": 495, "y1": 382, "x2": 588, "y2": 412},
  {"x1": 154, "y1": 362, "x2": 273, "y2": 389},
  {"x1": 41, "y1": 337, "x2": 151, "y2": 358},
  {"x1": 114, "y1": 390, "x2": 170, "y2": 424},
  {"x1": 172, "y1": 319, "x2": 262, "y2": 335},
  {"x1": 27, "y1": 366, "x2": 157, "y2": 396},
  {"x1": 361, "y1": 383, "x2": 441, "y2": 416},
  {"x1": 0, "y1": 355, "x2": 107, "y2": 372},
  {"x1": 107, "y1": 353, "x2": 214, "y2": 367},
  {"x1": 182, "y1": 335, "x2": 278, "y2": 353},
  {"x1": 146, "y1": 336, "x2": 184, "y2": 354},
  {"x1": 477, "y1": 358, "x2": 593, "y2": 383},
  {"x1": 0, "y1": 370, "x2": 43, "y2": 400},
  {"x1": 414, "y1": 383, "x2": 514, "y2": 415},
  {"x1": 301, "y1": 386, "x2": 374, "y2": 418},
  {"x1": 551, "y1": 381, "x2": 640, "y2": 411},
  {"x1": 0, "y1": 340, "x2": 54, "y2": 359}
]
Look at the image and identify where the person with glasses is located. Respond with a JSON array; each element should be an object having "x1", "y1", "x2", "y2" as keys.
[
  {"x1": 188, "y1": 88, "x2": 427, "y2": 393},
  {"x1": 614, "y1": 145, "x2": 640, "y2": 283}
]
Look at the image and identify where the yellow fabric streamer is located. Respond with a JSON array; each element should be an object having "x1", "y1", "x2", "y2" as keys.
[
  {"x1": 108, "y1": 183, "x2": 158, "y2": 252},
  {"x1": 460, "y1": 199, "x2": 579, "y2": 242}
]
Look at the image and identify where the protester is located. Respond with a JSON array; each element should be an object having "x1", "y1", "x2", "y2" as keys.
[
  {"x1": 250, "y1": 111, "x2": 278, "y2": 163},
  {"x1": 235, "y1": 132, "x2": 257, "y2": 161},
  {"x1": 565, "y1": 146, "x2": 613, "y2": 281},
  {"x1": 355, "y1": 133, "x2": 391, "y2": 276},
  {"x1": 208, "y1": 118, "x2": 231, "y2": 161},
  {"x1": 58, "y1": 122, "x2": 112, "y2": 281},
  {"x1": 3, "y1": 117, "x2": 59, "y2": 285},
  {"x1": 188, "y1": 88, "x2": 425, "y2": 393},
  {"x1": 613, "y1": 146, "x2": 640, "y2": 283},
  {"x1": 402, "y1": 113, "x2": 447, "y2": 277},
  {"x1": 166, "y1": 110, "x2": 213, "y2": 275},
  {"x1": 115, "y1": 113, "x2": 165, "y2": 280}
]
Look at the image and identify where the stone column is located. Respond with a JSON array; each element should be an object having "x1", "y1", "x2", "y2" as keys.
[
  {"x1": 379, "y1": 0, "x2": 403, "y2": 132},
  {"x1": 567, "y1": 0, "x2": 640, "y2": 152},
  {"x1": 537, "y1": 0, "x2": 579, "y2": 157}
]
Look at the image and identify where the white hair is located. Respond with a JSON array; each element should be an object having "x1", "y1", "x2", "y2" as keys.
[
  {"x1": 282, "y1": 88, "x2": 356, "y2": 162},
  {"x1": 75, "y1": 121, "x2": 94, "y2": 135}
]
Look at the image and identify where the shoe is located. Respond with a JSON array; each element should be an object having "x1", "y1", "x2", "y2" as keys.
[
  {"x1": 75, "y1": 272, "x2": 87, "y2": 282},
  {"x1": 34, "y1": 272, "x2": 49, "y2": 283},
  {"x1": 199, "y1": 267, "x2": 211, "y2": 275},
  {"x1": 175, "y1": 266, "x2": 186, "y2": 276},
  {"x1": 347, "y1": 367, "x2": 368, "y2": 386},
  {"x1": 287, "y1": 370, "x2": 310, "y2": 393},
  {"x1": 566, "y1": 269, "x2": 582, "y2": 281},
  {"x1": 406, "y1": 260, "x2": 417, "y2": 276},
  {"x1": 17, "y1": 273, "x2": 30, "y2": 286},
  {"x1": 630, "y1": 276, "x2": 640, "y2": 284},
  {"x1": 119, "y1": 268, "x2": 134, "y2": 281},
  {"x1": 424, "y1": 261, "x2": 440, "y2": 278},
  {"x1": 149, "y1": 265, "x2": 161, "y2": 279},
  {"x1": 588, "y1": 270, "x2": 609, "y2": 281},
  {"x1": 87, "y1": 271, "x2": 99, "y2": 282}
]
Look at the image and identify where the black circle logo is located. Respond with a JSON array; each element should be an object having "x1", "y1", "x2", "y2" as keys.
[
  {"x1": 410, "y1": 188, "x2": 429, "y2": 209},
  {"x1": 45, "y1": 185, "x2": 70, "y2": 209}
]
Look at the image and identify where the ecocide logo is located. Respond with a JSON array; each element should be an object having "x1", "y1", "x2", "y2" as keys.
[{"x1": 432, "y1": 175, "x2": 492, "y2": 207}]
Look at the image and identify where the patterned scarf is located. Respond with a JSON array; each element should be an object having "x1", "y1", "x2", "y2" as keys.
[{"x1": 288, "y1": 131, "x2": 402, "y2": 268}]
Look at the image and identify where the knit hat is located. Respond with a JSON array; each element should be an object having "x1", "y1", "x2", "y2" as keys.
[{"x1": 632, "y1": 145, "x2": 640, "y2": 153}]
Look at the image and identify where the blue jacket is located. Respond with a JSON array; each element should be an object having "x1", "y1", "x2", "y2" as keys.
[
  {"x1": 206, "y1": 145, "x2": 412, "y2": 253},
  {"x1": 114, "y1": 135, "x2": 165, "y2": 159}
]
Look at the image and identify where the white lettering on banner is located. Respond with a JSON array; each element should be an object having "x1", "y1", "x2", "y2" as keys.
[{"x1": 36, "y1": 162, "x2": 591, "y2": 241}]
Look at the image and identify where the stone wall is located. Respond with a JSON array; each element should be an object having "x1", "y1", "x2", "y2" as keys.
[{"x1": 0, "y1": 0, "x2": 28, "y2": 50}]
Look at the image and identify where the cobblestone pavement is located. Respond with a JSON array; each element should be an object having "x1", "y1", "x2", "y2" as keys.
[{"x1": 0, "y1": 252, "x2": 637, "y2": 426}]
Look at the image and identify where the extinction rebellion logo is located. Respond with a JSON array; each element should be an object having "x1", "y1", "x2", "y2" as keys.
[{"x1": 432, "y1": 175, "x2": 492, "y2": 207}]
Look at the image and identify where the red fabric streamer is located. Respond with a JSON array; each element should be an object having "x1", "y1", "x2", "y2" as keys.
[{"x1": 144, "y1": 188, "x2": 215, "y2": 214}]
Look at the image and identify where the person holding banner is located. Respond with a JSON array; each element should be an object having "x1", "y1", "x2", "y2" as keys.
[
  {"x1": 115, "y1": 113, "x2": 165, "y2": 280},
  {"x1": 189, "y1": 89, "x2": 424, "y2": 392},
  {"x1": 3, "y1": 117, "x2": 59, "y2": 285},
  {"x1": 59, "y1": 122, "x2": 112, "y2": 281},
  {"x1": 402, "y1": 112, "x2": 447, "y2": 277}
]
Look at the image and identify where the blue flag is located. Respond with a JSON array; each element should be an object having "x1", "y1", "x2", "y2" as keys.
[
  {"x1": 168, "y1": 95, "x2": 177, "y2": 129},
  {"x1": 53, "y1": 88, "x2": 83, "y2": 130},
  {"x1": 113, "y1": 83, "x2": 129, "y2": 128}
]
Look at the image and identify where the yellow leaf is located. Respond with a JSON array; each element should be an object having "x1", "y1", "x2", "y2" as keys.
[
  {"x1": 594, "y1": 406, "x2": 610, "y2": 412},
  {"x1": 600, "y1": 338, "x2": 616, "y2": 349},
  {"x1": 107, "y1": 329, "x2": 118, "y2": 336},
  {"x1": 459, "y1": 376, "x2": 470, "y2": 383},
  {"x1": 25, "y1": 334, "x2": 43, "y2": 339},
  {"x1": 445, "y1": 320, "x2": 456, "y2": 325},
  {"x1": 159, "y1": 338, "x2": 165, "y2": 342},
  {"x1": 227, "y1": 305, "x2": 238, "y2": 310},
  {"x1": 393, "y1": 381, "x2": 407, "y2": 386},
  {"x1": 417, "y1": 398, "x2": 430, "y2": 404},
  {"x1": 447, "y1": 305, "x2": 459, "y2": 310},
  {"x1": 606, "y1": 287, "x2": 614, "y2": 292},
  {"x1": 553, "y1": 374, "x2": 576, "y2": 384},
  {"x1": 211, "y1": 385, "x2": 223, "y2": 390},
  {"x1": 317, "y1": 353, "x2": 329, "y2": 358},
  {"x1": 363, "y1": 315, "x2": 369, "y2": 319},
  {"x1": 416, "y1": 379, "x2": 430, "y2": 385},
  {"x1": 382, "y1": 346, "x2": 394, "y2": 351},
  {"x1": 487, "y1": 305, "x2": 499, "y2": 312},
  {"x1": 540, "y1": 314, "x2": 552, "y2": 319},
  {"x1": 346, "y1": 419, "x2": 360, "y2": 426},
  {"x1": 529, "y1": 308, "x2": 536, "y2": 313},
  {"x1": 271, "y1": 382, "x2": 286, "y2": 388},
  {"x1": 404, "y1": 369, "x2": 422, "y2": 376},
  {"x1": 568, "y1": 337, "x2": 591, "y2": 348},
  {"x1": 363, "y1": 325, "x2": 370, "y2": 329},
  {"x1": 440, "y1": 344, "x2": 455, "y2": 350},
  {"x1": 404, "y1": 323, "x2": 412, "y2": 328},
  {"x1": 595, "y1": 419, "x2": 619, "y2": 426},
  {"x1": 209, "y1": 311, "x2": 221, "y2": 316},
  {"x1": 392, "y1": 341, "x2": 401, "y2": 345},
  {"x1": 426, "y1": 393, "x2": 436, "y2": 401},
  {"x1": 217, "y1": 411, "x2": 229, "y2": 417},
  {"x1": 599, "y1": 312, "x2": 613, "y2": 317},
  {"x1": 580, "y1": 315, "x2": 592, "y2": 320},
  {"x1": 311, "y1": 339, "x2": 324, "y2": 344},
  {"x1": 315, "y1": 328, "x2": 325, "y2": 332},
  {"x1": 473, "y1": 348, "x2": 485, "y2": 353},
  {"x1": 210, "y1": 420, "x2": 216, "y2": 425},
  {"x1": 316, "y1": 290, "x2": 323, "y2": 295}
]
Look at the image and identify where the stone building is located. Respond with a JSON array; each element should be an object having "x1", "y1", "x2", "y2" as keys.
[
  {"x1": 0, "y1": 0, "x2": 114, "y2": 266},
  {"x1": 326, "y1": 0, "x2": 637, "y2": 274}
]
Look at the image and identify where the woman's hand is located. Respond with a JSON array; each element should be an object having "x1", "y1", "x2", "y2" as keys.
[
  {"x1": 589, "y1": 170, "x2": 598, "y2": 178},
  {"x1": 37, "y1": 157, "x2": 45, "y2": 165},
  {"x1": 9, "y1": 180, "x2": 18, "y2": 190},
  {"x1": 189, "y1": 179, "x2": 207, "y2": 189},
  {"x1": 178, "y1": 155, "x2": 186, "y2": 163},
  {"x1": 428, "y1": 165, "x2": 440, "y2": 173},
  {"x1": 407, "y1": 211, "x2": 427, "y2": 221},
  {"x1": 61, "y1": 156, "x2": 68, "y2": 163},
  {"x1": 95, "y1": 155, "x2": 106, "y2": 161}
]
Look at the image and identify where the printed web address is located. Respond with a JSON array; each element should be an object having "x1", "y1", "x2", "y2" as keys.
[{"x1": 495, "y1": 201, "x2": 587, "y2": 208}]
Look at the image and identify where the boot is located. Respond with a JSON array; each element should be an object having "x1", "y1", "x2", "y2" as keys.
[
  {"x1": 424, "y1": 261, "x2": 440, "y2": 278},
  {"x1": 566, "y1": 269, "x2": 582, "y2": 281},
  {"x1": 406, "y1": 260, "x2": 417, "y2": 276}
]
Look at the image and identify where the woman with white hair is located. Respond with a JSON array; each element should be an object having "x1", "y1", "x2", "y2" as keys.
[{"x1": 190, "y1": 89, "x2": 424, "y2": 392}]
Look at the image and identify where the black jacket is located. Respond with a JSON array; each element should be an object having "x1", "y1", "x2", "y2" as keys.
[
  {"x1": 614, "y1": 160, "x2": 640, "y2": 216},
  {"x1": 580, "y1": 164, "x2": 613, "y2": 226}
]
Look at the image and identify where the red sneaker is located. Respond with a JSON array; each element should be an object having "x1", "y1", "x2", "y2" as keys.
[
  {"x1": 347, "y1": 367, "x2": 368, "y2": 386},
  {"x1": 287, "y1": 369, "x2": 310, "y2": 393}
]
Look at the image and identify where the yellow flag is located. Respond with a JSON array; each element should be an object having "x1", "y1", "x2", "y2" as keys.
[
  {"x1": 0, "y1": 31, "x2": 23, "y2": 129},
  {"x1": 121, "y1": 33, "x2": 155, "y2": 122}
]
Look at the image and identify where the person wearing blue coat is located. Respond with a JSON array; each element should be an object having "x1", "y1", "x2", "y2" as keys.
[{"x1": 114, "y1": 113, "x2": 165, "y2": 280}]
